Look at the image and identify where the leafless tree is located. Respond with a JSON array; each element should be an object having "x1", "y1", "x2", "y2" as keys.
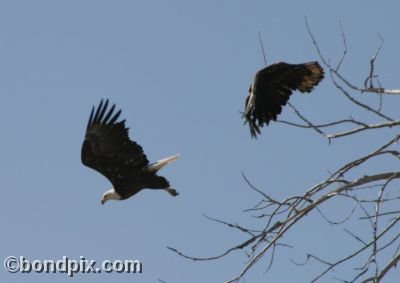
[{"x1": 169, "y1": 19, "x2": 400, "y2": 283}]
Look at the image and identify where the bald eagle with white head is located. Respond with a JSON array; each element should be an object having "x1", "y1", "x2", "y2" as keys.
[{"x1": 81, "y1": 99, "x2": 179, "y2": 205}]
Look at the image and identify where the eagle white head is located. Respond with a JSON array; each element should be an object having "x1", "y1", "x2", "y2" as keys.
[{"x1": 101, "y1": 188, "x2": 122, "y2": 205}]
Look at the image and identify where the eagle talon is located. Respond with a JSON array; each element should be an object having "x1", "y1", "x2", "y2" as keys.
[{"x1": 165, "y1": 188, "x2": 179, "y2": 197}]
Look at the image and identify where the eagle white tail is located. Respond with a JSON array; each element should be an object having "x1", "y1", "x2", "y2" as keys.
[{"x1": 148, "y1": 154, "x2": 179, "y2": 172}]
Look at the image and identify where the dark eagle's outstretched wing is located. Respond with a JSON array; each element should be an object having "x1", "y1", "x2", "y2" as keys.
[
  {"x1": 81, "y1": 99, "x2": 149, "y2": 191},
  {"x1": 244, "y1": 61, "x2": 324, "y2": 138}
]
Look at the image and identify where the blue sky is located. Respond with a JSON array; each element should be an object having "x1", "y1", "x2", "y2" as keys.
[{"x1": 1, "y1": 1, "x2": 399, "y2": 282}]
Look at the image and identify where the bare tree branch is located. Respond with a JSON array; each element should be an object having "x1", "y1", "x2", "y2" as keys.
[{"x1": 170, "y1": 21, "x2": 400, "y2": 283}]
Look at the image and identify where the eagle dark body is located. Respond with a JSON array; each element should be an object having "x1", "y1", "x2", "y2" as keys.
[
  {"x1": 81, "y1": 99, "x2": 171, "y2": 200},
  {"x1": 244, "y1": 61, "x2": 324, "y2": 138}
]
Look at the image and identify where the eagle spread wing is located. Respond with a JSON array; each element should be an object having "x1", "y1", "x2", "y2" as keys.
[
  {"x1": 244, "y1": 61, "x2": 324, "y2": 138},
  {"x1": 81, "y1": 99, "x2": 150, "y2": 194}
]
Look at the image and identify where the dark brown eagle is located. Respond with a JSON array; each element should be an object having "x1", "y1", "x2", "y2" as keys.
[
  {"x1": 243, "y1": 61, "x2": 324, "y2": 138},
  {"x1": 81, "y1": 99, "x2": 179, "y2": 204}
]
